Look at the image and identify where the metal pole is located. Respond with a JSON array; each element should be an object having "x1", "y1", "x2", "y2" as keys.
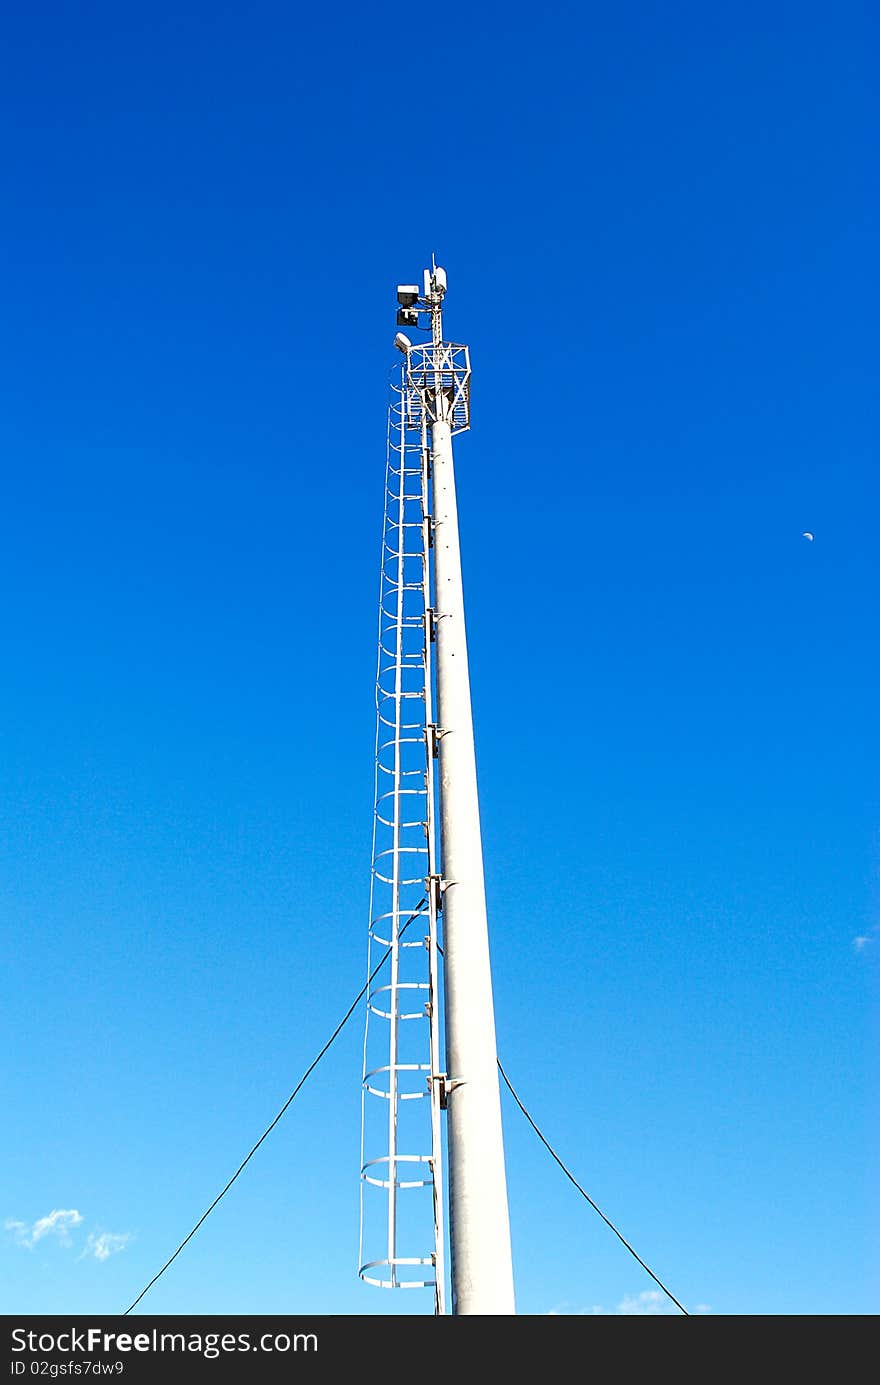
[
  {"x1": 422, "y1": 415, "x2": 447, "y2": 1318},
  {"x1": 431, "y1": 415, "x2": 516, "y2": 1315}
]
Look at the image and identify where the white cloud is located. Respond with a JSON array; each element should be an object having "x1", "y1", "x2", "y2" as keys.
[
  {"x1": 5, "y1": 1209, "x2": 83, "y2": 1249},
  {"x1": 80, "y1": 1231, "x2": 131, "y2": 1262},
  {"x1": 31, "y1": 1209, "x2": 83, "y2": 1245},
  {"x1": 617, "y1": 1290, "x2": 669, "y2": 1315},
  {"x1": 551, "y1": 1289, "x2": 710, "y2": 1316},
  {"x1": 853, "y1": 925, "x2": 879, "y2": 953},
  {"x1": 5, "y1": 1210, "x2": 131, "y2": 1265}
]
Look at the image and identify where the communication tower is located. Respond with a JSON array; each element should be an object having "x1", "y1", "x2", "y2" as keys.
[{"x1": 359, "y1": 262, "x2": 515, "y2": 1315}]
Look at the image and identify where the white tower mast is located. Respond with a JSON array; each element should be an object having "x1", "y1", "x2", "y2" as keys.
[{"x1": 361, "y1": 263, "x2": 515, "y2": 1315}]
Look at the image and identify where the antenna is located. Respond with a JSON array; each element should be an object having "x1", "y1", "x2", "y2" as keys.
[{"x1": 359, "y1": 266, "x2": 516, "y2": 1315}]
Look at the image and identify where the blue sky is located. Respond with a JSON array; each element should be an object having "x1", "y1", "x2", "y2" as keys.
[{"x1": 1, "y1": 0, "x2": 876, "y2": 1317}]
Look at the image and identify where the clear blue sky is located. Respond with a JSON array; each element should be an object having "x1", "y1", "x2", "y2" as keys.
[{"x1": 1, "y1": 0, "x2": 876, "y2": 1317}]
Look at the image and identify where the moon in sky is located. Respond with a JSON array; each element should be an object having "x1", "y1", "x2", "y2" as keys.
[{"x1": 802, "y1": 531, "x2": 814, "y2": 541}]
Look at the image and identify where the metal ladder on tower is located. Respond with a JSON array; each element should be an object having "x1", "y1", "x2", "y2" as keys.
[{"x1": 359, "y1": 372, "x2": 446, "y2": 1313}]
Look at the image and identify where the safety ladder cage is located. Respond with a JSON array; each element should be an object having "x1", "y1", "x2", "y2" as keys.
[{"x1": 359, "y1": 371, "x2": 446, "y2": 1314}]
